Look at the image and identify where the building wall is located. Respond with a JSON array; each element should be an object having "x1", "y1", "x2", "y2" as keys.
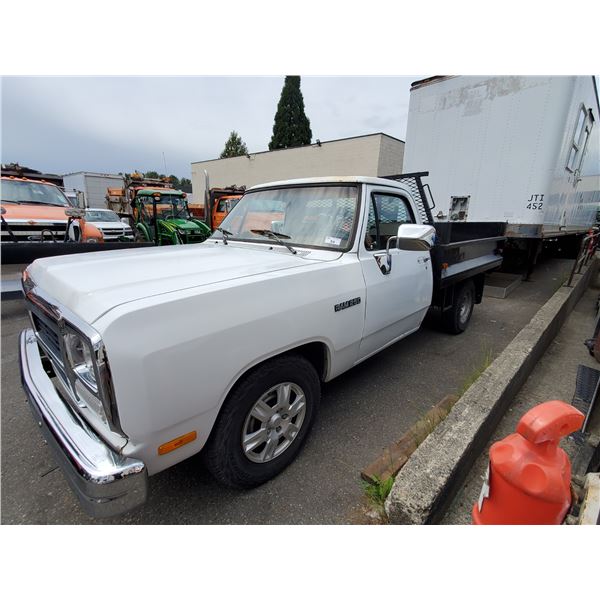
[
  {"x1": 191, "y1": 134, "x2": 404, "y2": 202},
  {"x1": 377, "y1": 134, "x2": 405, "y2": 176}
]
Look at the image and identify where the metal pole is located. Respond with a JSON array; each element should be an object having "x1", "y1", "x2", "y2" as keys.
[
  {"x1": 566, "y1": 235, "x2": 588, "y2": 287},
  {"x1": 204, "y1": 170, "x2": 211, "y2": 229}
]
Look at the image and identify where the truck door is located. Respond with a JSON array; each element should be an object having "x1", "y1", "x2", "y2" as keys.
[{"x1": 357, "y1": 187, "x2": 433, "y2": 360}]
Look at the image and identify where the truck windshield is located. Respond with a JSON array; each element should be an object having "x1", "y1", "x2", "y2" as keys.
[
  {"x1": 85, "y1": 210, "x2": 121, "y2": 222},
  {"x1": 147, "y1": 196, "x2": 188, "y2": 219},
  {"x1": 212, "y1": 185, "x2": 359, "y2": 251},
  {"x1": 1, "y1": 180, "x2": 70, "y2": 207}
]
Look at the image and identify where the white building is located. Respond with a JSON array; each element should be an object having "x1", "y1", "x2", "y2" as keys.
[
  {"x1": 62, "y1": 172, "x2": 125, "y2": 209},
  {"x1": 191, "y1": 133, "x2": 404, "y2": 202}
]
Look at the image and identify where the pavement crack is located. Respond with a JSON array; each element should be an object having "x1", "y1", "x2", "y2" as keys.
[{"x1": 40, "y1": 466, "x2": 59, "y2": 478}]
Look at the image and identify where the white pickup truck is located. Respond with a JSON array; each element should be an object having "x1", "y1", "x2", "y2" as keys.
[{"x1": 19, "y1": 174, "x2": 504, "y2": 517}]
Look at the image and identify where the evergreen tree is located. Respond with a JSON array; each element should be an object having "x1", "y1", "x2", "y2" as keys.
[
  {"x1": 220, "y1": 131, "x2": 248, "y2": 158},
  {"x1": 269, "y1": 76, "x2": 312, "y2": 150},
  {"x1": 179, "y1": 177, "x2": 192, "y2": 193}
]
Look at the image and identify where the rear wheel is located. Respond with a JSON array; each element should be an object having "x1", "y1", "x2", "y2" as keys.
[
  {"x1": 442, "y1": 280, "x2": 475, "y2": 334},
  {"x1": 203, "y1": 354, "x2": 320, "y2": 488}
]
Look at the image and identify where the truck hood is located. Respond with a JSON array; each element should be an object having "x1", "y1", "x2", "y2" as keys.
[
  {"x1": 27, "y1": 243, "x2": 333, "y2": 324},
  {"x1": 1, "y1": 203, "x2": 68, "y2": 222},
  {"x1": 92, "y1": 221, "x2": 132, "y2": 230},
  {"x1": 164, "y1": 218, "x2": 201, "y2": 230}
]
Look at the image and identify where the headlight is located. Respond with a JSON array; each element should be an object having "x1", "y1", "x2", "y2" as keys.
[
  {"x1": 62, "y1": 328, "x2": 119, "y2": 431},
  {"x1": 64, "y1": 331, "x2": 98, "y2": 392}
]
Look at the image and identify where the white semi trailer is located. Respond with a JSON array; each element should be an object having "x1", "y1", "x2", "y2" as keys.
[
  {"x1": 62, "y1": 172, "x2": 125, "y2": 210},
  {"x1": 403, "y1": 76, "x2": 600, "y2": 273}
]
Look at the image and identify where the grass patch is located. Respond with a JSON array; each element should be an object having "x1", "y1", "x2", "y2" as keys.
[
  {"x1": 362, "y1": 475, "x2": 394, "y2": 510},
  {"x1": 458, "y1": 349, "x2": 493, "y2": 397}
]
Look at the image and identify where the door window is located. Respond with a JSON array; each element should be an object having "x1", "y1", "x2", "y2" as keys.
[{"x1": 364, "y1": 193, "x2": 415, "y2": 251}]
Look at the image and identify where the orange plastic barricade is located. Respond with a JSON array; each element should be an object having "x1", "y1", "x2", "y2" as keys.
[{"x1": 472, "y1": 400, "x2": 584, "y2": 525}]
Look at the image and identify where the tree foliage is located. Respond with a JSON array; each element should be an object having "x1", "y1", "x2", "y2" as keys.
[
  {"x1": 179, "y1": 178, "x2": 192, "y2": 193},
  {"x1": 128, "y1": 171, "x2": 192, "y2": 192},
  {"x1": 220, "y1": 131, "x2": 248, "y2": 159},
  {"x1": 269, "y1": 76, "x2": 312, "y2": 150}
]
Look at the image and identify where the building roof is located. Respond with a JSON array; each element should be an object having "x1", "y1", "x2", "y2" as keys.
[{"x1": 192, "y1": 132, "x2": 405, "y2": 165}]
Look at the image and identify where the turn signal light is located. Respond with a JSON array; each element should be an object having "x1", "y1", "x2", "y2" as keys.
[{"x1": 158, "y1": 431, "x2": 197, "y2": 455}]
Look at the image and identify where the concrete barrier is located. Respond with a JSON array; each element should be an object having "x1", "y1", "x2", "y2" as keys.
[{"x1": 385, "y1": 260, "x2": 598, "y2": 524}]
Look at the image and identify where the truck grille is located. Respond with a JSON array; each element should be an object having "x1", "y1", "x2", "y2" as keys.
[
  {"x1": 31, "y1": 311, "x2": 62, "y2": 362},
  {"x1": 1, "y1": 221, "x2": 67, "y2": 242},
  {"x1": 98, "y1": 227, "x2": 134, "y2": 240}
]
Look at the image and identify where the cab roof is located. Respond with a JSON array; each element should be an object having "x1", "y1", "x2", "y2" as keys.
[
  {"x1": 1, "y1": 175, "x2": 59, "y2": 187},
  {"x1": 135, "y1": 188, "x2": 185, "y2": 196},
  {"x1": 248, "y1": 176, "x2": 408, "y2": 191}
]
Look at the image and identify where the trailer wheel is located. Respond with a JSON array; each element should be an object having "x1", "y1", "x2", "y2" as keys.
[
  {"x1": 443, "y1": 280, "x2": 475, "y2": 334},
  {"x1": 203, "y1": 354, "x2": 320, "y2": 488}
]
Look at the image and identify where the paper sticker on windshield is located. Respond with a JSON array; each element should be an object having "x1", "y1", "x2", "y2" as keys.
[{"x1": 325, "y1": 236, "x2": 342, "y2": 246}]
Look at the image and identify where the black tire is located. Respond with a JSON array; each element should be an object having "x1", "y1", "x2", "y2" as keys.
[
  {"x1": 203, "y1": 354, "x2": 321, "y2": 488},
  {"x1": 442, "y1": 280, "x2": 475, "y2": 334}
]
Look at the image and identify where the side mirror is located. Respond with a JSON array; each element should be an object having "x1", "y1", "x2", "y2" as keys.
[
  {"x1": 396, "y1": 224, "x2": 436, "y2": 251},
  {"x1": 120, "y1": 217, "x2": 130, "y2": 225},
  {"x1": 65, "y1": 208, "x2": 86, "y2": 219}
]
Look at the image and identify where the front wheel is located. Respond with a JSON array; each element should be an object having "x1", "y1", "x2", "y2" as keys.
[
  {"x1": 442, "y1": 280, "x2": 475, "y2": 334},
  {"x1": 203, "y1": 354, "x2": 320, "y2": 488}
]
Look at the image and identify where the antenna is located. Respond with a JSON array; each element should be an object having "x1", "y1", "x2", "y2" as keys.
[{"x1": 162, "y1": 152, "x2": 167, "y2": 174}]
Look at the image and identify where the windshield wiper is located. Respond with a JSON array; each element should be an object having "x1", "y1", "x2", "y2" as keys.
[
  {"x1": 217, "y1": 227, "x2": 233, "y2": 245},
  {"x1": 1, "y1": 200, "x2": 21, "y2": 204},
  {"x1": 251, "y1": 229, "x2": 297, "y2": 255}
]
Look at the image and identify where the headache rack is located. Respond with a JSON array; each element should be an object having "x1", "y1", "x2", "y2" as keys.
[
  {"x1": 382, "y1": 172, "x2": 436, "y2": 226},
  {"x1": 384, "y1": 171, "x2": 506, "y2": 295}
]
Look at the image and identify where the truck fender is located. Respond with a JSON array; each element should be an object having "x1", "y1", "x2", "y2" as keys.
[{"x1": 218, "y1": 340, "x2": 332, "y2": 411}]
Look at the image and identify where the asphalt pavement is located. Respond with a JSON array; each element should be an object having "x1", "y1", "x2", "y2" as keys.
[{"x1": 1, "y1": 256, "x2": 576, "y2": 524}]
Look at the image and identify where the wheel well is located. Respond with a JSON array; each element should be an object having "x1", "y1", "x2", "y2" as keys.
[
  {"x1": 286, "y1": 342, "x2": 328, "y2": 381},
  {"x1": 228, "y1": 342, "x2": 329, "y2": 399}
]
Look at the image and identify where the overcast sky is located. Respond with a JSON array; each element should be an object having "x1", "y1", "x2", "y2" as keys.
[{"x1": 1, "y1": 76, "x2": 417, "y2": 179}]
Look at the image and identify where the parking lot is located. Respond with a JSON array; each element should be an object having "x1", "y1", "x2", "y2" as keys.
[{"x1": 1, "y1": 257, "x2": 575, "y2": 524}]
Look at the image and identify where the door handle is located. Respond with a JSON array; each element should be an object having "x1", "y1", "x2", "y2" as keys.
[{"x1": 418, "y1": 256, "x2": 431, "y2": 264}]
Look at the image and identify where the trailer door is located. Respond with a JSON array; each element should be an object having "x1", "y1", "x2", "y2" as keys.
[{"x1": 357, "y1": 187, "x2": 433, "y2": 360}]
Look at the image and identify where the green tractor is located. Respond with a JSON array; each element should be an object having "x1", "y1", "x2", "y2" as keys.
[{"x1": 132, "y1": 188, "x2": 211, "y2": 245}]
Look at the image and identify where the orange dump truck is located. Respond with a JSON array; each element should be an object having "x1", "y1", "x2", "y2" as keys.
[
  {"x1": 1, "y1": 174, "x2": 103, "y2": 244},
  {"x1": 188, "y1": 184, "x2": 244, "y2": 231}
]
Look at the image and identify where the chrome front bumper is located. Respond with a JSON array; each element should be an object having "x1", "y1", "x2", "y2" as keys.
[{"x1": 19, "y1": 329, "x2": 148, "y2": 518}]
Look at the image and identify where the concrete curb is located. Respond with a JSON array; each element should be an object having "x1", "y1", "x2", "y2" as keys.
[{"x1": 385, "y1": 259, "x2": 598, "y2": 525}]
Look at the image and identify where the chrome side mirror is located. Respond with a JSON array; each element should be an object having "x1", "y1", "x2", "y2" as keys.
[
  {"x1": 65, "y1": 208, "x2": 86, "y2": 219},
  {"x1": 396, "y1": 224, "x2": 436, "y2": 251}
]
